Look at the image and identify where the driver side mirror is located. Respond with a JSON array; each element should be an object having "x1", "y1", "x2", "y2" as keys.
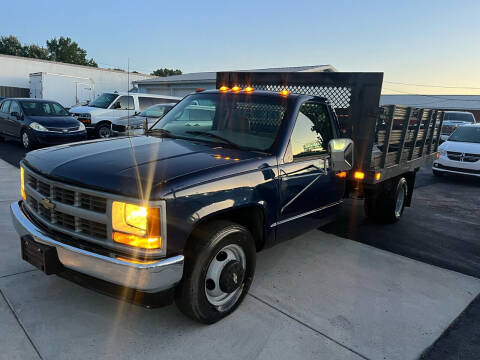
[
  {"x1": 328, "y1": 138, "x2": 354, "y2": 171},
  {"x1": 112, "y1": 102, "x2": 121, "y2": 109},
  {"x1": 11, "y1": 112, "x2": 23, "y2": 120},
  {"x1": 143, "y1": 118, "x2": 149, "y2": 132}
]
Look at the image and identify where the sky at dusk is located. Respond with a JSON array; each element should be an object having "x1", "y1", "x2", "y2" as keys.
[{"x1": 2, "y1": 0, "x2": 480, "y2": 94}]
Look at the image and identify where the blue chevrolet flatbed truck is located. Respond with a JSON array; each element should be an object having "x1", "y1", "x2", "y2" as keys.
[{"x1": 10, "y1": 72, "x2": 443, "y2": 323}]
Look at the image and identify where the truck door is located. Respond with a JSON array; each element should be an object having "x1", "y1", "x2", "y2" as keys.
[
  {"x1": 276, "y1": 101, "x2": 343, "y2": 242},
  {"x1": 110, "y1": 95, "x2": 135, "y2": 122}
]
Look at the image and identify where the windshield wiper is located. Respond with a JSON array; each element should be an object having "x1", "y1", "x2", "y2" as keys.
[
  {"x1": 185, "y1": 131, "x2": 243, "y2": 149},
  {"x1": 146, "y1": 128, "x2": 174, "y2": 137}
]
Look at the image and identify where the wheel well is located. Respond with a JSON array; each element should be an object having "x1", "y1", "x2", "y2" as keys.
[
  {"x1": 95, "y1": 120, "x2": 112, "y2": 129},
  {"x1": 189, "y1": 206, "x2": 266, "y2": 252}
]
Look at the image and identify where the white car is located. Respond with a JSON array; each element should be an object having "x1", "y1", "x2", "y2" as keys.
[
  {"x1": 439, "y1": 111, "x2": 476, "y2": 142},
  {"x1": 70, "y1": 92, "x2": 181, "y2": 138},
  {"x1": 433, "y1": 124, "x2": 480, "y2": 177}
]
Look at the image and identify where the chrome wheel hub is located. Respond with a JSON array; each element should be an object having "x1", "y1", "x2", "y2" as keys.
[
  {"x1": 22, "y1": 133, "x2": 29, "y2": 148},
  {"x1": 205, "y1": 244, "x2": 246, "y2": 310},
  {"x1": 98, "y1": 126, "x2": 111, "y2": 138}
]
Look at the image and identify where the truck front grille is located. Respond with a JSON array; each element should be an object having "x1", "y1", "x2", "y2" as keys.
[{"x1": 24, "y1": 170, "x2": 108, "y2": 242}]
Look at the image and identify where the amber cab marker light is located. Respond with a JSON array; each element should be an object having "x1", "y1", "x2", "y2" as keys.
[
  {"x1": 436, "y1": 152, "x2": 440, "y2": 159},
  {"x1": 196, "y1": 88, "x2": 205, "y2": 92},
  {"x1": 219, "y1": 86, "x2": 229, "y2": 92},
  {"x1": 280, "y1": 89, "x2": 290, "y2": 96},
  {"x1": 375, "y1": 172, "x2": 382, "y2": 181},
  {"x1": 354, "y1": 171, "x2": 365, "y2": 180},
  {"x1": 231, "y1": 86, "x2": 241, "y2": 93},
  {"x1": 336, "y1": 171, "x2": 347, "y2": 178},
  {"x1": 244, "y1": 86, "x2": 254, "y2": 93}
]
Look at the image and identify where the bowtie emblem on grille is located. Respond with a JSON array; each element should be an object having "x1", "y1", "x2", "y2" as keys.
[
  {"x1": 460, "y1": 153, "x2": 465, "y2": 162},
  {"x1": 40, "y1": 198, "x2": 55, "y2": 210},
  {"x1": 62, "y1": 129, "x2": 68, "y2": 133}
]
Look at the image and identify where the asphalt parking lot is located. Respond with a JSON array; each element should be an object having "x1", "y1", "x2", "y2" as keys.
[{"x1": 1, "y1": 139, "x2": 479, "y2": 360}]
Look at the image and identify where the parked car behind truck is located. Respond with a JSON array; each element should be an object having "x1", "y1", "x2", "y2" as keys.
[
  {"x1": 10, "y1": 72, "x2": 443, "y2": 323},
  {"x1": 440, "y1": 111, "x2": 476, "y2": 142},
  {"x1": 111, "y1": 103, "x2": 178, "y2": 137},
  {"x1": 70, "y1": 92, "x2": 181, "y2": 138},
  {"x1": 0, "y1": 98, "x2": 87, "y2": 150}
]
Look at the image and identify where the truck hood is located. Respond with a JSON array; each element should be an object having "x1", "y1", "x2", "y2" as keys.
[
  {"x1": 23, "y1": 136, "x2": 257, "y2": 198},
  {"x1": 29, "y1": 116, "x2": 80, "y2": 128},
  {"x1": 69, "y1": 106, "x2": 110, "y2": 116},
  {"x1": 440, "y1": 140, "x2": 480, "y2": 154}
]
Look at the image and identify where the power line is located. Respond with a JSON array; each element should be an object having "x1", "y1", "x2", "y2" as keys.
[
  {"x1": 382, "y1": 87, "x2": 480, "y2": 102},
  {"x1": 384, "y1": 80, "x2": 480, "y2": 90}
]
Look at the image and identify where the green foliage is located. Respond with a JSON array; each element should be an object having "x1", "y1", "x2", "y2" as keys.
[
  {"x1": 151, "y1": 68, "x2": 182, "y2": 77},
  {"x1": 46, "y1": 37, "x2": 97, "y2": 67},
  {"x1": 0, "y1": 35, "x2": 97, "y2": 67},
  {"x1": 0, "y1": 35, "x2": 23, "y2": 56}
]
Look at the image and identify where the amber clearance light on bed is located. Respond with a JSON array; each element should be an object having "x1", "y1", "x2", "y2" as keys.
[{"x1": 112, "y1": 201, "x2": 162, "y2": 249}]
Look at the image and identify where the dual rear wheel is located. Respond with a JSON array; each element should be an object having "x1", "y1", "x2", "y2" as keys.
[{"x1": 364, "y1": 177, "x2": 408, "y2": 223}]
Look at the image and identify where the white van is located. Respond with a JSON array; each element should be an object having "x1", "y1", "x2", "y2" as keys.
[{"x1": 70, "y1": 92, "x2": 181, "y2": 138}]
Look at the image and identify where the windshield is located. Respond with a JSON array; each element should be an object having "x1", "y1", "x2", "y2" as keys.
[
  {"x1": 448, "y1": 126, "x2": 480, "y2": 143},
  {"x1": 139, "y1": 104, "x2": 171, "y2": 118},
  {"x1": 150, "y1": 93, "x2": 288, "y2": 152},
  {"x1": 20, "y1": 101, "x2": 69, "y2": 116},
  {"x1": 444, "y1": 112, "x2": 475, "y2": 123},
  {"x1": 89, "y1": 93, "x2": 118, "y2": 109}
]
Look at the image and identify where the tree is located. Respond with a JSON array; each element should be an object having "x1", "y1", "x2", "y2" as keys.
[
  {"x1": 22, "y1": 44, "x2": 49, "y2": 60},
  {"x1": 151, "y1": 68, "x2": 182, "y2": 77},
  {"x1": 0, "y1": 35, "x2": 23, "y2": 56},
  {"x1": 46, "y1": 37, "x2": 97, "y2": 67},
  {"x1": 0, "y1": 34, "x2": 98, "y2": 67}
]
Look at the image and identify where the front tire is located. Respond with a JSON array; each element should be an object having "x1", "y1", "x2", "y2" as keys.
[
  {"x1": 21, "y1": 129, "x2": 36, "y2": 151},
  {"x1": 175, "y1": 220, "x2": 256, "y2": 324},
  {"x1": 96, "y1": 123, "x2": 112, "y2": 138},
  {"x1": 432, "y1": 169, "x2": 444, "y2": 177}
]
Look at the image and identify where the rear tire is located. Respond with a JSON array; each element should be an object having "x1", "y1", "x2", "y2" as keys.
[
  {"x1": 364, "y1": 177, "x2": 408, "y2": 224},
  {"x1": 175, "y1": 220, "x2": 256, "y2": 324}
]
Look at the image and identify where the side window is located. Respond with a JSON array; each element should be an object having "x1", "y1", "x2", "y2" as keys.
[
  {"x1": 9, "y1": 101, "x2": 21, "y2": 114},
  {"x1": 0, "y1": 101, "x2": 11, "y2": 113},
  {"x1": 290, "y1": 102, "x2": 333, "y2": 160},
  {"x1": 116, "y1": 96, "x2": 134, "y2": 110}
]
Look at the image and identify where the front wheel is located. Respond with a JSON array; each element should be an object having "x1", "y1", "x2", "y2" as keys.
[
  {"x1": 21, "y1": 130, "x2": 36, "y2": 151},
  {"x1": 175, "y1": 221, "x2": 256, "y2": 324},
  {"x1": 432, "y1": 169, "x2": 444, "y2": 177},
  {"x1": 96, "y1": 123, "x2": 112, "y2": 138}
]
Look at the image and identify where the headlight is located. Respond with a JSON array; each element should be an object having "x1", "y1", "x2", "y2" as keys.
[
  {"x1": 20, "y1": 167, "x2": 26, "y2": 200},
  {"x1": 29, "y1": 122, "x2": 48, "y2": 132},
  {"x1": 78, "y1": 122, "x2": 86, "y2": 131},
  {"x1": 439, "y1": 149, "x2": 447, "y2": 157},
  {"x1": 112, "y1": 201, "x2": 162, "y2": 249}
]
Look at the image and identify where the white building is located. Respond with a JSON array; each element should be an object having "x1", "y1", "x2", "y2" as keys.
[
  {"x1": 0, "y1": 54, "x2": 153, "y2": 98},
  {"x1": 133, "y1": 65, "x2": 337, "y2": 97}
]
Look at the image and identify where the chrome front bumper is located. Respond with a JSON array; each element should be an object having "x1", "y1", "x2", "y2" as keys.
[{"x1": 10, "y1": 201, "x2": 184, "y2": 292}]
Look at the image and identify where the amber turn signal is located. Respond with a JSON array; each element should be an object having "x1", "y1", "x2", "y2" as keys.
[
  {"x1": 354, "y1": 171, "x2": 365, "y2": 180},
  {"x1": 113, "y1": 232, "x2": 162, "y2": 250}
]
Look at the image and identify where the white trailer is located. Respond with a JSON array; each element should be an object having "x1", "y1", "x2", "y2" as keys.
[{"x1": 29, "y1": 72, "x2": 95, "y2": 109}]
